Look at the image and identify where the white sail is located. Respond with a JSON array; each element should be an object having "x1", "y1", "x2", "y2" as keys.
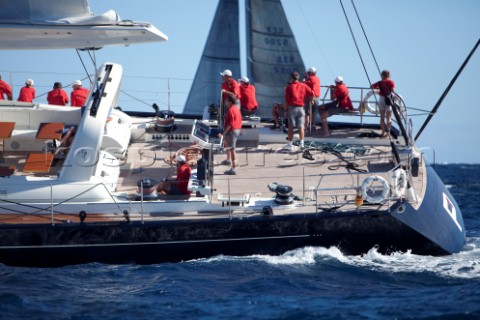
[
  {"x1": 183, "y1": 0, "x2": 305, "y2": 118},
  {"x1": 246, "y1": 0, "x2": 306, "y2": 118}
]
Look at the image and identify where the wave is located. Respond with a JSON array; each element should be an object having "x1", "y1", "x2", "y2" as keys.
[{"x1": 200, "y1": 238, "x2": 480, "y2": 280}]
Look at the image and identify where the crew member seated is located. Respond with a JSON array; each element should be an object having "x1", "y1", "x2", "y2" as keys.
[
  {"x1": 157, "y1": 155, "x2": 192, "y2": 196},
  {"x1": 270, "y1": 102, "x2": 286, "y2": 129}
]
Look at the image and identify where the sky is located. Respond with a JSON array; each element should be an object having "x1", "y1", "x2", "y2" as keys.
[{"x1": 0, "y1": 0, "x2": 479, "y2": 164}]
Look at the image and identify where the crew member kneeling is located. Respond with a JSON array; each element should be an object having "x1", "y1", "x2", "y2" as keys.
[{"x1": 157, "y1": 155, "x2": 192, "y2": 195}]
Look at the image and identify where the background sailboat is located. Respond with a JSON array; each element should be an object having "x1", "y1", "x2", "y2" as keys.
[
  {"x1": 184, "y1": 0, "x2": 306, "y2": 118},
  {"x1": 183, "y1": 0, "x2": 240, "y2": 115}
]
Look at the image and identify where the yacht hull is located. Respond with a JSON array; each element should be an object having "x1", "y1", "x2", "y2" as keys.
[{"x1": 0, "y1": 201, "x2": 460, "y2": 267}]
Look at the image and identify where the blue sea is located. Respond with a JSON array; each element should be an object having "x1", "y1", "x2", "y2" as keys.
[{"x1": 0, "y1": 164, "x2": 479, "y2": 320}]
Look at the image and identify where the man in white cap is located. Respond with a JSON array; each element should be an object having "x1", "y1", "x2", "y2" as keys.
[
  {"x1": 238, "y1": 76, "x2": 258, "y2": 116},
  {"x1": 70, "y1": 79, "x2": 89, "y2": 107},
  {"x1": 303, "y1": 67, "x2": 321, "y2": 131},
  {"x1": 157, "y1": 155, "x2": 192, "y2": 195},
  {"x1": 220, "y1": 69, "x2": 241, "y2": 106},
  {"x1": 318, "y1": 76, "x2": 354, "y2": 137},
  {"x1": 17, "y1": 78, "x2": 36, "y2": 102}
]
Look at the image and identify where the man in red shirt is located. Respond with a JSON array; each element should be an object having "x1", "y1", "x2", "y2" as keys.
[
  {"x1": 0, "y1": 75, "x2": 13, "y2": 101},
  {"x1": 238, "y1": 77, "x2": 258, "y2": 116},
  {"x1": 17, "y1": 79, "x2": 36, "y2": 102},
  {"x1": 70, "y1": 80, "x2": 90, "y2": 107},
  {"x1": 303, "y1": 67, "x2": 321, "y2": 130},
  {"x1": 47, "y1": 82, "x2": 69, "y2": 106},
  {"x1": 220, "y1": 69, "x2": 241, "y2": 106},
  {"x1": 318, "y1": 76, "x2": 354, "y2": 137},
  {"x1": 219, "y1": 94, "x2": 242, "y2": 175},
  {"x1": 284, "y1": 71, "x2": 313, "y2": 151},
  {"x1": 371, "y1": 70, "x2": 396, "y2": 137},
  {"x1": 157, "y1": 155, "x2": 192, "y2": 195}
]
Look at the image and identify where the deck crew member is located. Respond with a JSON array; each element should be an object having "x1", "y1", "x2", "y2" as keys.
[
  {"x1": 218, "y1": 94, "x2": 242, "y2": 175},
  {"x1": 17, "y1": 79, "x2": 36, "y2": 102},
  {"x1": 303, "y1": 67, "x2": 321, "y2": 130},
  {"x1": 238, "y1": 76, "x2": 258, "y2": 116},
  {"x1": 220, "y1": 69, "x2": 241, "y2": 106},
  {"x1": 371, "y1": 70, "x2": 396, "y2": 137},
  {"x1": 284, "y1": 71, "x2": 313, "y2": 151},
  {"x1": 318, "y1": 76, "x2": 353, "y2": 137},
  {"x1": 271, "y1": 102, "x2": 286, "y2": 129},
  {"x1": 47, "y1": 82, "x2": 69, "y2": 106},
  {"x1": 0, "y1": 74, "x2": 13, "y2": 101},
  {"x1": 157, "y1": 155, "x2": 192, "y2": 195},
  {"x1": 70, "y1": 80, "x2": 90, "y2": 107}
]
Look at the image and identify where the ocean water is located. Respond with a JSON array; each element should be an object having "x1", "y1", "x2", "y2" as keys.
[{"x1": 0, "y1": 164, "x2": 479, "y2": 320}]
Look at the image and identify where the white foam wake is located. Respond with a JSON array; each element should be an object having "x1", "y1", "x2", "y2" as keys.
[
  {"x1": 263, "y1": 240, "x2": 480, "y2": 279},
  {"x1": 202, "y1": 238, "x2": 480, "y2": 280}
]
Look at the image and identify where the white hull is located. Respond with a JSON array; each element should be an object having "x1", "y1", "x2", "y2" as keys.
[{"x1": 0, "y1": 23, "x2": 167, "y2": 50}]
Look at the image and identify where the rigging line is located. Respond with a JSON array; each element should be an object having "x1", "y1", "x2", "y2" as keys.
[
  {"x1": 120, "y1": 89, "x2": 167, "y2": 108},
  {"x1": 343, "y1": 0, "x2": 398, "y2": 144},
  {"x1": 414, "y1": 38, "x2": 480, "y2": 142},
  {"x1": 340, "y1": 0, "x2": 396, "y2": 143},
  {"x1": 34, "y1": 75, "x2": 92, "y2": 99},
  {"x1": 338, "y1": 0, "x2": 373, "y2": 86},
  {"x1": 75, "y1": 49, "x2": 94, "y2": 86},
  {"x1": 294, "y1": 0, "x2": 334, "y2": 77},
  {"x1": 350, "y1": 0, "x2": 381, "y2": 75},
  {"x1": 87, "y1": 49, "x2": 99, "y2": 89}
]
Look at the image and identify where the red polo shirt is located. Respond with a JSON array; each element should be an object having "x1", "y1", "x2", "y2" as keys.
[
  {"x1": 71, "y1": 87, "x2": 90, "y2": 107},
  {"x1": 224, "y1": 104, "x2": 242, "y2": 130},
  {"x1": 18, "y1": 86, "x2": 36, "y2": 102},
  {"x1": 176, "y1": 163, "x2": 192, "y2": 195},
  {"x1": 47, "y1": 88, "x2": 69, "y2": 106},
  {"x1": 0, "y1": 80, "x2": 12, "y2": 100},
  {"x1": 304, "y1": 74, "x2": 320, "y2": 98},
  {"x1": 285, "y1": 81, "x2": 313, "y2": 106},
  {"x1": 371, "y1": 79, "x2": 395, "y2": 96},
  {"x1": 238, "y1": 83, "x2": 258, "y2": 111},
  {"x1": 334, "y1": 83, "x2": 353, "y2": 110},
  {"x1": 221, "y1": 78, "x2": 241, "y2": 101}
]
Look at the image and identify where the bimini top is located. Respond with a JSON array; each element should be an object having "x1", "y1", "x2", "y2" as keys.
[{"x1": 0, "y1": 0, "x2": 168, "y2": 50}]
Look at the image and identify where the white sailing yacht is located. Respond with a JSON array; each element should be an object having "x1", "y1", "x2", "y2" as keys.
[{"x1": 0, "y1": 0, "x2": 467, "y2": 267}]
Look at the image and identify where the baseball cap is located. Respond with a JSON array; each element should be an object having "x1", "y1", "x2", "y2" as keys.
[
  {"x1": 176, "y1": 155, "x2": 186, "y2": 163},
  {"x1": 26, "y1": 79, "x2": 34, "y2": 85},
  {"x1": 220, "y1": 69, "x2": 232, "y2": 77},
  {"x1": 238, "y1": 76, "x2": 249, "y2": 83},
  {"x1": 73, "y1": 80, "x2": 82, "y2": 86},
  {"x1": 307, "y1": 67, "x2": 316, "y2": 73},
  {"x1": 334, "y1": 76, "x2": 344, "y2": 83}
]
